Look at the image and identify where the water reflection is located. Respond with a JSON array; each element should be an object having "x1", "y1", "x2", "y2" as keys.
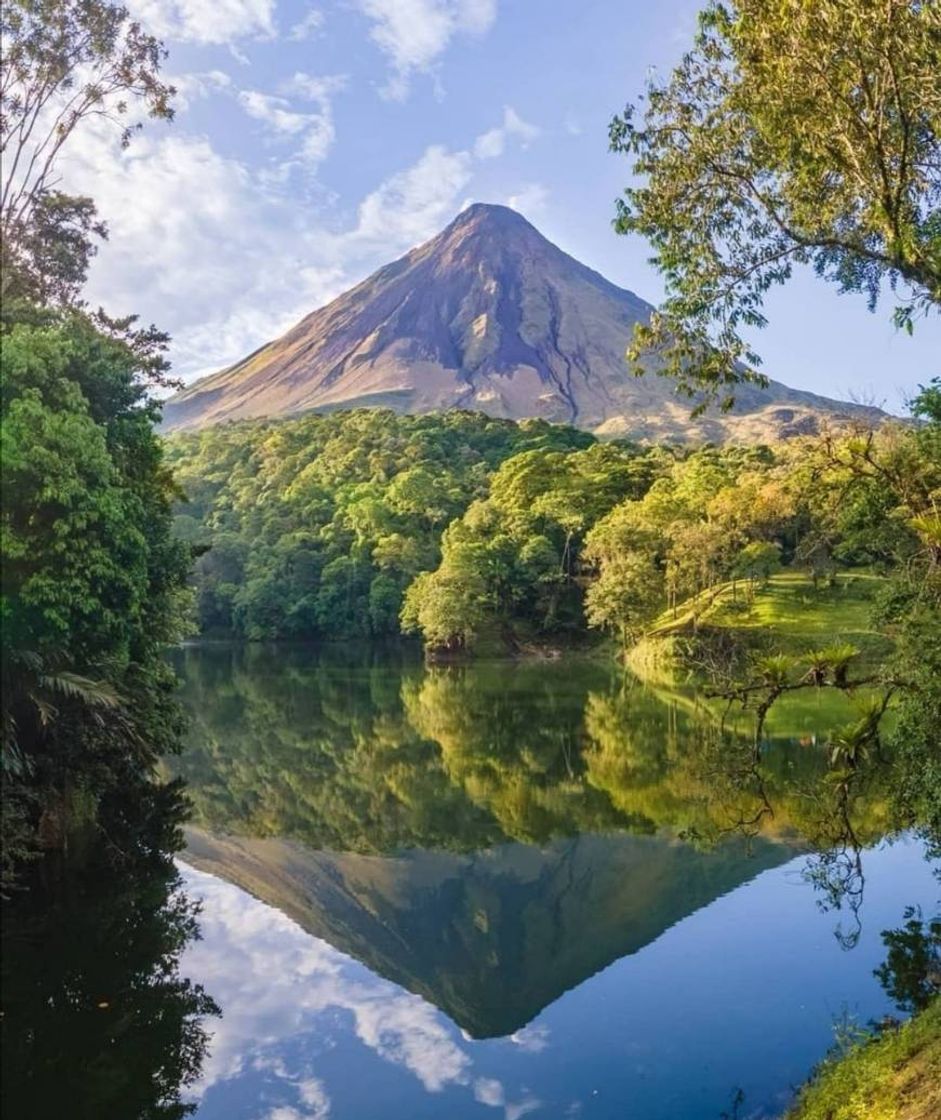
[
  {"x1": 4, "y1": 643, "x2": 933, "y2": 1120},
  {"x1": 178, "y1": 864, "x2": 545, "y2": 1120},
  {"x1": 1, "y1": 780, "x2": 218, "y2": 1120},
  {"x1": 184, "y1": 829, "x2": 784, "y2": 1039},
  {"x1": 170, "y1": 643, "x2": 890, "y2": 855},
  {"x1": 161, "y1": 642, "x2": 939, "y2": 1118},
  {"x1": 178, "y1": 844, "x2": 936, "y2": 1120}
]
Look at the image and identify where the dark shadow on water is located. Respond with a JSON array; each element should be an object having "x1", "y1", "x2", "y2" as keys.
[{"x1": 1, "y1": 779, "x2": 219, "y2": 1120}]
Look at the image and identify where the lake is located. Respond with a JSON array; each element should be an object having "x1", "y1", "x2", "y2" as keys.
[
  {"x1": 167, "y1": 643, "x2": 938, "y2": 1120},
  {"x1": 3, "y1": 643, "x2": 935, "y2": 1120}
]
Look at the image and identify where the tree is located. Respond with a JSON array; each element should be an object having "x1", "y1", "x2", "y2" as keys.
[
  {"x1": 732, "y1": 540, "x2": 782, "y2": 596},
  {"x1": 1, "y1": 779, "x2": 218, "y2": 1118},
  {"x1": 1, "y1": 0, "x2": 174, "y2": 306},
  {"x1": 610, "y1": 0, "x2": 941, "y2": 400},
  {"x1": 874, "y1": 907, "x2": 941, "y2": 1014},
  {"x1": 400, "y1": 566, "x2": 488, "y2": 652},
  {"x1": 584, "y1": 551, "x2": 663, "y2": 649},
  {"x1": 583, "y1": 507, "x2": 665, "y2": 646},
  {"x1": 1, "y1": 313, "x2": 191, "y2": 880}
]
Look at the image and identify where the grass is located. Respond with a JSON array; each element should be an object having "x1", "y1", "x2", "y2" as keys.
[
  {"x1": 786, "y1": 999, "x2": 941, "y2": 1120},
  {"x1": 628, "y1": 570, "x2": 894, "y2": 738},
  {"x1": 645, "y1": 570, "x2": 891, "y2": 663},
  {"x1": 713, "y1": 570, "x2": 884, "y2": 643}
]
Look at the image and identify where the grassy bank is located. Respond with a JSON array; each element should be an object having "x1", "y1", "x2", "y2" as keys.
[
  {"x1": 785, "y1": 1000, "x2": 940, "y2": 1120},
  {"x1": 650, "y1": 570, "x2": 887, "y2": 648},
  {"x1": 631, "y1": 571, "x2": 890, "y2": 677}
]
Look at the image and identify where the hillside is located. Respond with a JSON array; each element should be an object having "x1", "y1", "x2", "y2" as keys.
[{"x1": 162, "y1": 204, "x2": 885, "y2": 443}]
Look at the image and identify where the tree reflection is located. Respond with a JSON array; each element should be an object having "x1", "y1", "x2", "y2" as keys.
[
  {"x1": 875, "y1": 906, "x2": 941, "y2": 1014},
  {"x1": 1, "y1": 779, "x2": 218, "y2": 1120},
  {"x1": 165, "y1": 645, "x2": 939, "y2": 1043},
  {"x1": 172, "y1": 645, "x2": 898, "y2": 870}
]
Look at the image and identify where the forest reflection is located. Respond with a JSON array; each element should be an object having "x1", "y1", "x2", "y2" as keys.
[
  {"x1": 166, "y1": 644, "x2": 936, "y2": 1047},
  {"x1": 170, "y1": 643, "x2": 895, "y2": 879},
  {"x1": 3, "y1": 645, "x2": 935, "y2": 1119}
]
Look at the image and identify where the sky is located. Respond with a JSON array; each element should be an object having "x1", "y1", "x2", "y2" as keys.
[{"x1": 62, "y1": 0, "x2": 939, "y2": 412}]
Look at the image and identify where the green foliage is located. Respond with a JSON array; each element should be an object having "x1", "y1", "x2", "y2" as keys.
[
  {"x1": 1, "y1": 0, "x2": 175, "y2": 307},
  {"x1": 1, "y1": 778, "x2": 218, "y2": 1118},
  {"x1": 733, "y1": 540, "x2": 781, "y2": 587},
  {"x1": 398, "y1": 442, "x2": 656, "y2": 650},
  {"x1": 584, "y1": 548, "x2": 663, "y2": 648},
  {"x1": 875, "y1": 908, "x2": 941, "y2": 1015},
  {"x1": 804, "y1": 644, "x2": 861, "y2": 687},
  {"x1": 170, "y1": 643, "x2": 892, "y2": 855},
  {"x1": 1, "y1": 310, "x2": 191, "y2": 884},
  {"x1": 610, "y1": 0, "x2": 941, "y2": 398},
  {"x1": 785, "y1": 998, "x2": 941, "y2": 1120},
  {"x1": 165, "y1": 409, "x2": 600, "y2": 644},
  {"x1": 172, "y1": 409, "x2": 938, "y2": 677}
]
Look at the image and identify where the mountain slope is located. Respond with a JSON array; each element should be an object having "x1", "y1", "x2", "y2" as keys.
[{"x1": 163, "y1": 203, "x2": 884, "y2": 441}]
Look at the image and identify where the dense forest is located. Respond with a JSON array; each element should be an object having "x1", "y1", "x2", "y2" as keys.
[
  {"x1": 0, "y1": 3, "x2": 190, "y2": 891},
  {"x1": 170, "y1": 643, "x2": 893, "y2": 857},
  {"x1": 2, "y1": 308, "x2": 192, "y2": 882},
  {"x1": 167, "y1": 398, "x2": 939, "y2": 651},
  {"x1": 165, "y1": 410, "x2": 594, "y2": 641}
]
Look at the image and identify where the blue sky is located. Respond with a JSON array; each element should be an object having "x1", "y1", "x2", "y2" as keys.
[{"x1": 65, "y1": 0, "x2": 938, "y2": 411}]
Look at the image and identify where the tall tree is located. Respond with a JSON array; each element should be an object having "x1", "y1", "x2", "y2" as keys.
[
  {"x1": 610, "y1": 0, "x2": 941, "y2": 401},
  {"x1": 1, "y1": 0, "x2": 174, "y2": 306},
  {"x1": 0, "y1": 1, "x2": 183, "y2": 882}
]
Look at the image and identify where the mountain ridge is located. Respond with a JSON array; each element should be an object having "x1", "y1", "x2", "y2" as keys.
[{"x1": 162, "y1": 203, "x2": 886, "y2": 442}]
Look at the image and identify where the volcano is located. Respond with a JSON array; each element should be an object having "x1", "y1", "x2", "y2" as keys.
[{"x1": 162, "y1": 203, "x2": 884, "y2": 441}]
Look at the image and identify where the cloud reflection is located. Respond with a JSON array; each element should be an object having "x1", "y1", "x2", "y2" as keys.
[{"x1": 179, "y1": 863, "x2": 541, "y2": 1118}]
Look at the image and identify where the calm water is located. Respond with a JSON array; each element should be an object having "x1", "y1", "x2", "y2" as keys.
[
  {"x1": 3, "y1": 643, "x2": 936, "y2": 1120},
  {"x1": 168, "y1": 644, "x2": 937, "y2": 1120}
]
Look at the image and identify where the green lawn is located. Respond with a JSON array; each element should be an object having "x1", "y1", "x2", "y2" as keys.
[
  {"x1": 648, "y1": 570, "x2": 890, "y2": 660},
  {"x1": 714, "y1": 570, "x2": 883, "y2": 639},
  {"x1": 631, "y1": 570, "x2": 894, "y2": 736}
]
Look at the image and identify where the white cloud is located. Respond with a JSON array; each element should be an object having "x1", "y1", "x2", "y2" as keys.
[
  {"x1": 177, "y1": 863, "x2": 548, "y2": 1117},
  {"x1": 229, "y1": 42, "x2": 252, "y2": 65},
  {"x1": 509, "y1": 1023, "x2": 550, "y2": 1053},
  {"x1": 473, "y1": 1076, "x2": 543, "y2": 1119},
  {"x1": 474, "y1": 106, "x2": 540, "y2": 159},
  {"x1": 356, "y1": 0, "x2": 498, "y2": 98},
  {"x1": 54, "y1": 89, "x2": 541, "y2": 385},
  {"x1": 60, "y1": 120, "x2": 335, "y2": 377},
  {"x1": 129, "y1": 0, "x2": 276, "y2": 44},
  {"x1": 178, "y1": 865, "x2": 472, "y2": 1101},
  {"x1": 259, "y1": 1073, "x2": 330, "y2": 1120},
  {"x1": 285, "y1": 73, "x2": 345, "y2": 101},
  {"x1": 237, "y1": 80, "x2": 342, "y2": 167},
  {"x1": 62, "y1": 118, "x2": 478, "y2": 382},
  {"x1": 352, "y1": 144, "x2": 473, "y2": 245},
  {"x1": 297, "y1": 1078, "x2": 331, "y2": 1118},
  {"x1": 289, "y1": 8, "x2": 325, "y2": 41},
  {"x1": 507, "y1": 1102, "x2": 543, "y2": 1120},
  {"x1": 475, "y1": 1078, "x2": 506, "y2": 1107},
  {"x1": 170, "y1": 70, "x2": 233, "y2": 111},
  {"x1": 473, "y1": 127, "x2": 505, "y2": 160},
  {"x1": 505, "y1": 182, "x2": 549, "y2": 219},
  {"x1": 239, "y1": 91, "x2": 313, "y2": 135}
]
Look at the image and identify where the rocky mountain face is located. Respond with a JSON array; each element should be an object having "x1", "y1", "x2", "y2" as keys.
[{"x1": 162, "y1": 203, "x2": 883, "y2": 441}]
